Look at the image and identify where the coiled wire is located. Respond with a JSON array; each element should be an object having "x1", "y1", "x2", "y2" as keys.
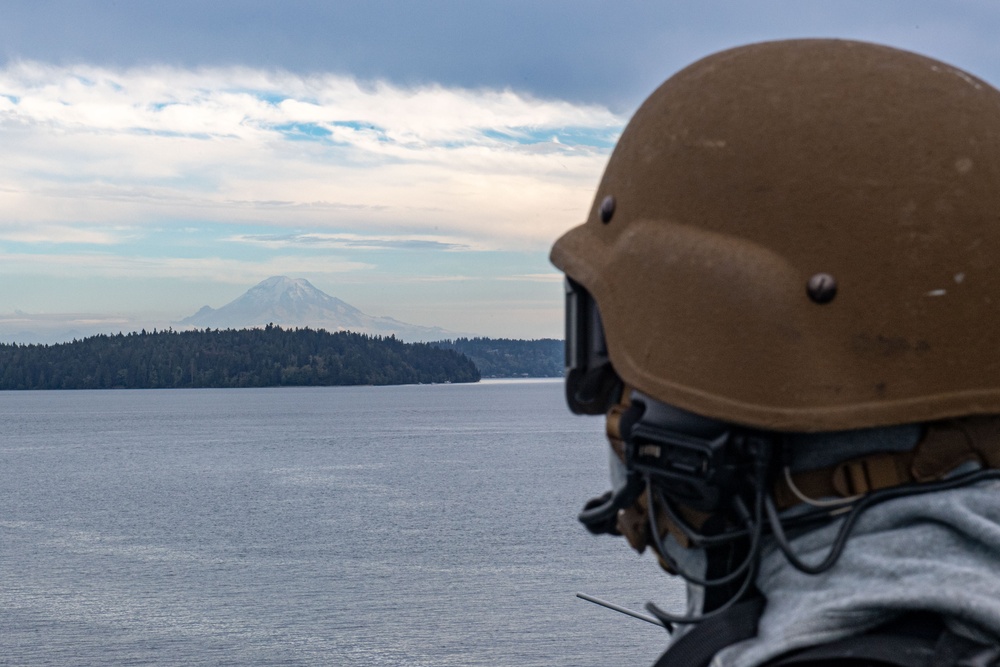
[{"x1": 642, "y1": 463, "x2": 1000, "y2": 625}]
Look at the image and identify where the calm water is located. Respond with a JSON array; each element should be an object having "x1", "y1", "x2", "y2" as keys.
[{"x1": 0, "y1": 380, "x2": 683, "y2": 666}]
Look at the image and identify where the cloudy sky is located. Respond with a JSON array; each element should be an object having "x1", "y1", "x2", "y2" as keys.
[{"x1": 1, "y1": 1, "x2": 998, "y2": 340}]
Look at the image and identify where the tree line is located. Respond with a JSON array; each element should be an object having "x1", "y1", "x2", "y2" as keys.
[
  {"x1": 429, "y1": 337, "x2": 562, "y2": 378},
  {"x1": 0, "y1": 326, "x2": 480, "y2": 390}
]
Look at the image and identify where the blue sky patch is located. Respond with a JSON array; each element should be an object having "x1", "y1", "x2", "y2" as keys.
[
  {"x1": 482, "y1": 126, "x2": 620, "y2": 149},
  {"x1": 255, "y1": 91, "x2": 287, "y2": 105},
  {"x1": 272, "y1": 122, "x2": 333, "y2": 140}
]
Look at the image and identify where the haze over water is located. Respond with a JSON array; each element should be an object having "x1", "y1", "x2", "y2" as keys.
[{"x1": 0, "y1": 380, "x2": 683, "y2": 666}]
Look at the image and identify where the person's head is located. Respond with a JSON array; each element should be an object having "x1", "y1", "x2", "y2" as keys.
[{"x1": 552, "y1": 39, "x2": 1000, "y2": 620}]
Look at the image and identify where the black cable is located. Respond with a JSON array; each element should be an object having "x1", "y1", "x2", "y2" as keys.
[
  {"x1": 647, "y1": 481, "x2": 761, "y2": 588},
  {"x1": 764, "y1": 468, "x2": 1000, "y2": 575},
  {"x1": 656, "y1": 485, "x2": 848, "y2": 547},
  {"x1": 657, "y1": 488, "x2": 750, "y2": 547},
  {"x1": 638, "y1": 444, "x2": 1000, "y2": 623},
  {"x1": 641, "y1": 461, "x2": 769, "y2": 625},
  {"x1": 644, "y1": 539, "x2": 760, "y2": 625},
  {"x1": 764, "y1": 492, "x2": 857, "y2": 575}
]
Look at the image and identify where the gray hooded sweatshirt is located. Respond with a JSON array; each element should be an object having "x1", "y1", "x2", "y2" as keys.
[{"x1": 712, "y1": 479, "x2": 1000, "y2": 667}]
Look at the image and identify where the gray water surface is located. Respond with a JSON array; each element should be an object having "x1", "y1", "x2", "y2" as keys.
[{"x1": 0, "y1": 381, "x2": 683, "y2": 666}]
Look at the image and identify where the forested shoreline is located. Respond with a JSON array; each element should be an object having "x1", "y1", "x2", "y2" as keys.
[
  {"x1": 0, "y1": 326, "x2": 480, "y2": 390},
  {"x1": 428, "y1": 337, "x2": 562, "y2": 378}
]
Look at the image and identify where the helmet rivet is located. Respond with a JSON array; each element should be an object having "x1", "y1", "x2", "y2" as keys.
[
  {"x1": 599, "y1": 195, "x2": 616, "y2": 223},
  {"x1": 807, "y1": 273, "x2": 838, "y2": 304}
]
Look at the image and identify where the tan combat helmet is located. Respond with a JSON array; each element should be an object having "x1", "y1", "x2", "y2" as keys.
[{"x1": 552, "y1": 39, "x2": 1000, "y2": 433}]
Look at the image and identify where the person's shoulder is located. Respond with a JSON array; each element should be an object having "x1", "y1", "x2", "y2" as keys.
[{"x1": 761, "y1": 613, "x2": 1000, "y2": 667}]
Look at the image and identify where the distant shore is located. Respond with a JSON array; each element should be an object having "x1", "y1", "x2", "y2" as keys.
[{"x1": 0, "y1": 326, "x2": 480, "y2": 390}]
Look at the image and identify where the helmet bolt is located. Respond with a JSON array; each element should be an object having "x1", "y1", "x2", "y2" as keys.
[
  {"x1": 807, "y1": 273, "x2": 838, "y2": 304},
  {"x1": 599, "y1": 195, "x2": 616, "y2": 223}
]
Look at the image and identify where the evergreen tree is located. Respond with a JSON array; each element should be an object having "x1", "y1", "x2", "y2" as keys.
[
  {"x1": 429, "y1": 337, "x2": 562, "y2": 378},
  {"x1": 0, "y1": 326, "x2": 480, "y2": 390}
]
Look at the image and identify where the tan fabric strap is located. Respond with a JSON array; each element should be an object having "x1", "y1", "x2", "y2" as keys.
[{"x1": 775, "y1": 417, "x2": 1000, "y2": 510}]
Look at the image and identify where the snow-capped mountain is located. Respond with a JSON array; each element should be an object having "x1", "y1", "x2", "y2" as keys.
[{"x1": 178, "y1": 276, "x2": 458, "y2": 342}]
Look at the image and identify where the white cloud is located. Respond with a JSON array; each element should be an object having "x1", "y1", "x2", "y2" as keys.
[
  {"x1": 0, "y1": 223, "x2": 124, "y2": 244},
  {"x1": 228, "y1": 231, "x2": 477, "y2": 251},
  {"x1": 498, "y1": 273, "x2": 565, "y2": 282},
  {"x1": 0, "y1": 62, "x2": 622, "y2": 249},
  {"x1": 0, "y1": 251, "x2": 372, "y2": 283}
]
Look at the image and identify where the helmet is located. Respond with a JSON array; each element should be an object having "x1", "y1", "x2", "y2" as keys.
[{"x1": 552, "y1": 39, "x2": 1000, "y2": 432}]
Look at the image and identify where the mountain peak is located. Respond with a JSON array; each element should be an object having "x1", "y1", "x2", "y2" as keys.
[
  {"x1": 242, "y1": 276, "x2": 344, "y2": 308},
  {"x1": 179, "y1": 277, "x2": 459, "y2": 342},
  {"x1": 252, "y1": 276, "x2": 313, "y2": 292}
]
